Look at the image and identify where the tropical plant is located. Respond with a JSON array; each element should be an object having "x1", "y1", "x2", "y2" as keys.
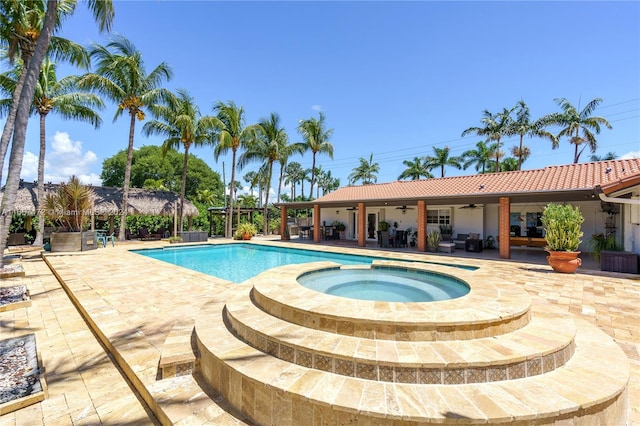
[
  {"x1": 424, "y1": 146, "x2": 462, "y2": 178},
  {"x1": 427, "y1": 229, "x2": 441, "y2": 251},
  {"x1": 462, "y1": 107, "x2": 515, "y2": 172},
  {"x1": 506, "y1": 100, "x2": 557, "y2": 170},
  {"x1": 78, "y1": 34, "x2": 173, "y2": 242},
  {"x1": 349, "y1": 153, "x2": 379, "y2": 185},
  {"x1": 378, "y1": 221, "x2": 390, "y2": 231},
  {"x1": 284, "y1": 161, "x2": 303, "y2": 200},
  {"x1": 398, "y1": 156, "x2": 433, "y2": 180},
  {"x1": 297, "y1": 112, "x2": 334, "y2": 197},
  {"x1": 439, "y1": 224, "x2": 453, "y2": 235},
  {"x1": 540, "y1": 97, "x2": 613, "y2": 163},
  {"x1": 541, "y1": 203, "x2": 584, "y2": 251},
  {"x1": 461, "y1": 140, "x2": 497, "y2": 174},
  {"x1": 142, "y1": 88, "x2": 217, "y2": 232},
  {"x1": 239, "y1": 112, "x2": 290, "y2": 234},
  {"x1": 0, "y1": 0, "x2": 113, "y2": 268},
  {"x1": 212, "y1": 100, "x2": 257, "y2": 237},
  {"x1": 590, "y1": 152, "x2": 617, "y2": 161},
  {"x1": 236, "y1": 222, "x2": 257, "y2": 238},
  {"x1": 0, "y1": 58, "x2": 104, "y2": 245},
  {"x1": 43, "y1": 175, "x2": 95, "y2": 232},
  {"x1": 589, "y1": 233, "x2": 622, "y2": 261}
]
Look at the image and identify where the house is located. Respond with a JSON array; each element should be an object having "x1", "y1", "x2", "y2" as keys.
[{"x1": 278, "y1": 159, "x2": 640, "y2": 260}]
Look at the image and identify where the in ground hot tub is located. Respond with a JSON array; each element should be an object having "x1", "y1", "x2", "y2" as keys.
[{"x1": 297, "y1": 266, "x2": 470, "y2": 302}]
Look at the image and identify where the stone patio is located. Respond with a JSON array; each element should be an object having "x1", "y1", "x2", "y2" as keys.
[{"x1": 0, "y1": 238, "x2": 637, "y2": 424}]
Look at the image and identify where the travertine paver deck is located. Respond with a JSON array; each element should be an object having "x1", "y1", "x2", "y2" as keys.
[{"x1": 0, "y1": 237, "x2": 638, "y2": 425}]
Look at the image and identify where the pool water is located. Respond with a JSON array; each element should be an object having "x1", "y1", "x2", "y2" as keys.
[
  {"x1": 134, "y1": 244, "x2": 381, "y2": 283},
  {"x1": 298, "y1": 267, "x2": 470, "y2": 302},
  {"x1": 133, "y1": 243, "x2": 476, "y2": 284}
]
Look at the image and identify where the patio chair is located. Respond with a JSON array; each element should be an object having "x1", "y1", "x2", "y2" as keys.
[{"x1": 104, "y1": 232, "x2": 116, "y2": 247}]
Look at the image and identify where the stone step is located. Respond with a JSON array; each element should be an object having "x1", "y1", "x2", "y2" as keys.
[
  {"x1": 225, "y1": 293, "x2": 576, "y2": 384},
  {"x1": 250, "y1": 261, "x2": 532, "y2": 341},
  {"x1": 197, "y1": 298, "x2": 629, "y2": 425}
]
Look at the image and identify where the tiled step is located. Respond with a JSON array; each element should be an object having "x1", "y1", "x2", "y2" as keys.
[
  {"x1": 225, "y1": 293, "x2": 576, "y2": 384},
  {"x1": 250, "y1": 261, "x2": 532, "y2": 340},
  {"x1": 197, "y1": 298, "x2": 629, "y2": 425}
]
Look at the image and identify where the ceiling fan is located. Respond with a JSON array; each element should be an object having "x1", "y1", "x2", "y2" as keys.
[
  {"x1": 346, "y1": 206, "x2": 358, "y2": 211},
  {"x1": 395, "y1": 205, "x2": 414, "y2": 214},
  {"x1": 459, "y1": 204, "x2": 483, "y2": 209}
]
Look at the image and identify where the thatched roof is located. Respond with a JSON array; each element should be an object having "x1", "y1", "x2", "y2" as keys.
[{"x1": 2, "y1": 181, "x2": 199, "y2": 217}]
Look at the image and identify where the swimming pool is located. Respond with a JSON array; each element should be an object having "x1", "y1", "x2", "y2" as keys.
[{"x1": 133, "y1": 243, "x2": 476, "y2": 283}]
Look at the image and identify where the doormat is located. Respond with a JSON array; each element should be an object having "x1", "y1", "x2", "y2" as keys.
[{"x1": 0, "y1": 334, "x2": 47, "y2": 415}]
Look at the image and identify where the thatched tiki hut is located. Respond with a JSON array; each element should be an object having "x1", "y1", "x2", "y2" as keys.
[{"x1": 2, "y1": 181, "x2": 199, "y2": 245}]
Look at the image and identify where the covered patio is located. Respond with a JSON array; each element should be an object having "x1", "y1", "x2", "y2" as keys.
[{"x1": 277, "y1": 159, "x2": 640, "y2": 263}]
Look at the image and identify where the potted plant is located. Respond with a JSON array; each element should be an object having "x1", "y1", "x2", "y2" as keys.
[
  {"x1": 427, "y1": 229, "x2": 441, "y2": 252},
  {"x1": 333, "y1": 221, "x2": 346, "y2": 239},
  {"x1": 168, "y1": 236, "x2": 183, "y2": 244},
  {"x1": 439, "y1": 224, "x2": 453, "y2": 242},
  {"x1": 541, "y1": 203, "x2": 584, "y2": 273},
  {"x1": 406, "y1": 227, "x2": 417, "y2": 247},
  {"x1": 44, "y1": 176, "x2": 98, "y2": 252},
  {"x1": 236, "y1": 222, "x2": 257, "y2": 240}
]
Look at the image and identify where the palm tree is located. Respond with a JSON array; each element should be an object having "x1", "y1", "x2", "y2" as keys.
[
  {"x1": 212, "y1": 100, "x2": 257, "y2": 238},
  {"x1": 196, "y1": 188, "x2": 217, "y2": 206},
  {"x1": 316, "y1": 169, "x2": 339, "y2": 196},
  {"x1": 461, "y1": 140, "x2": 496, "y2": 174},
  {"x1": 398, "y1": 156, "x2": 433, "y2": 180},
  {"x1": 284, "y1": 161, "x2": 303, "y2": 200},
  {"x1": 462, "y1": 107, "x2": 514, "y2": 172},
  {"x1": 541, "y1": 97, "x2": 613, "y2": 163},
  {"x1": 590, "y1": 152, "x2": 617, "y2": 161},
  {"x1": 300, "y1": 168, "x2": 311, "y2": 199},
  {"x1": 297, "y1": 112, "x2": 334, "y2": 198},
  {"x1": 78, "y1": 35, "x2": 172, "y2": 241},
  {"x1": 507, "y1": 100, "x2": 557, "y2": 170},
  {"x1": 424, "y1": 146, "x2": 462, "y2": 178},
  {"x1": 0, "y1": 0, "x2": 113, "y2": 268},
  {"x1": 348, "y1": 153, "x2": 379, "y2": 185},
  {"x1": 239, "y1": 112, "x2": 289, "y2": 234},
  {"x1": 0, "y1": 0, "x2": 96, "y2": 183},
  {"x1": 142, "y1": 89, "x2": 216, "y2": 233},
  {"x1": 0, "y1": 58, "x2": 104, "y2": 245},
  {"x1": 243, "y1": 170, "x2": 259, "y2": 199}
]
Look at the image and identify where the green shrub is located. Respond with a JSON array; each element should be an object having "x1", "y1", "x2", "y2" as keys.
[{"x1": 541, "y1": 203, "x2": 584, "y2": 251}]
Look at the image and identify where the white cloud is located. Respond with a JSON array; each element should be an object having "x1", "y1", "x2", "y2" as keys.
[
  {"x1": 311, "y1": 105, "x2": 323, "y2": 111},
  {"x1": 620, "y1": 151, "x2": 640, "y2": 159},
  {"x1": 20, "y1": 131, "x2": 101, "y2": 185}
]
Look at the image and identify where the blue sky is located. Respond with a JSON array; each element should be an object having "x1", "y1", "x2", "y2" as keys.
[{"x1": 7, "y1": 1, "x2": 640, "y2": 196}]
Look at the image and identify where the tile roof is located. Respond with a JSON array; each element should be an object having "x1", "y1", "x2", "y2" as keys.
[{"x1": 307, "y1": 159, "x2": 640, "y2": 206}]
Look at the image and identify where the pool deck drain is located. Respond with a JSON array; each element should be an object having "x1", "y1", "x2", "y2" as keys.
[{"x1": 0, "y1": 238, "x2": 638, "y2": 425}]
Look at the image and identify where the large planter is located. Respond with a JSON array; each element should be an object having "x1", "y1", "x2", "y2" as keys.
[
  {"x1": 546, "y1": 250, "x2": 582, "y2": 273},
  {"x1": 50, "y1": 231, "x2": 98, "y2": 252},
  {"x1": 242, "y1": 233, "x2": 253, "y2": 240}
]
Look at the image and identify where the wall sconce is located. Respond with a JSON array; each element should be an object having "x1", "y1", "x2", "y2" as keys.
[{"x1": 336, "y1": 210, "x2": 340, "y2": 215}]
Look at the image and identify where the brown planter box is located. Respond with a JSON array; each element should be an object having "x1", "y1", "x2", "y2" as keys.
[
  {"x1": 50, "y1": 231, "x2": 97, "y2": 252},
  {"x1": 600, "y1": 250, "x2": 639, "y2": 274}
]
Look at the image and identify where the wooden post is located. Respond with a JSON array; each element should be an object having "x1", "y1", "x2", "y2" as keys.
[
  {"x1": 417, "y1": 200, "x2": 427, "y2": 252},
  {"x1": 280, "y1": 207, "x2": 289, "y2": 240},
  {"x1": 499, "y1": 197, "x2": 510, "y2": 259}
]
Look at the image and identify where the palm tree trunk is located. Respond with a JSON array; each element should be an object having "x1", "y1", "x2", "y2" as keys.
[
  {"x1": 263, "y1": 163, "x2": 273, "y2": 235},
  {"x1": 277, "y1": 163, "x2": 284, "y2": 203},
  {"x1": 495, "y1": 137, "x2": 501, "y2": 172},
  {"x1": 517, "y1": 135, "x2": 524, "y2": 170},
  {"x1": 34, "y1": 113, "x2": 47, "y2": 246},
  {"x1": 0, "y1": 68, "x2": 28, "y2": 185},
  {"x1": 178, "y1": 144, "x2": 190, "y2": 233},
  {"x1": 310, "y1": 154, "x2": 317, "y2": 198},
  {"x1": 119, "y1": 113, "x2": 137, "y2": 241},
  {"x1": 228, "y1": 150, "x2": 237, "y2": 238},
  {"x1": 0, "y1": 0, "x2": 57, "y2": 269}
]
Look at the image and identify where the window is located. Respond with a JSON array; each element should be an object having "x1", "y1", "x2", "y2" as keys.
[{"x1": 427, "y1": 209, "x2": 451, "y2": 225}]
